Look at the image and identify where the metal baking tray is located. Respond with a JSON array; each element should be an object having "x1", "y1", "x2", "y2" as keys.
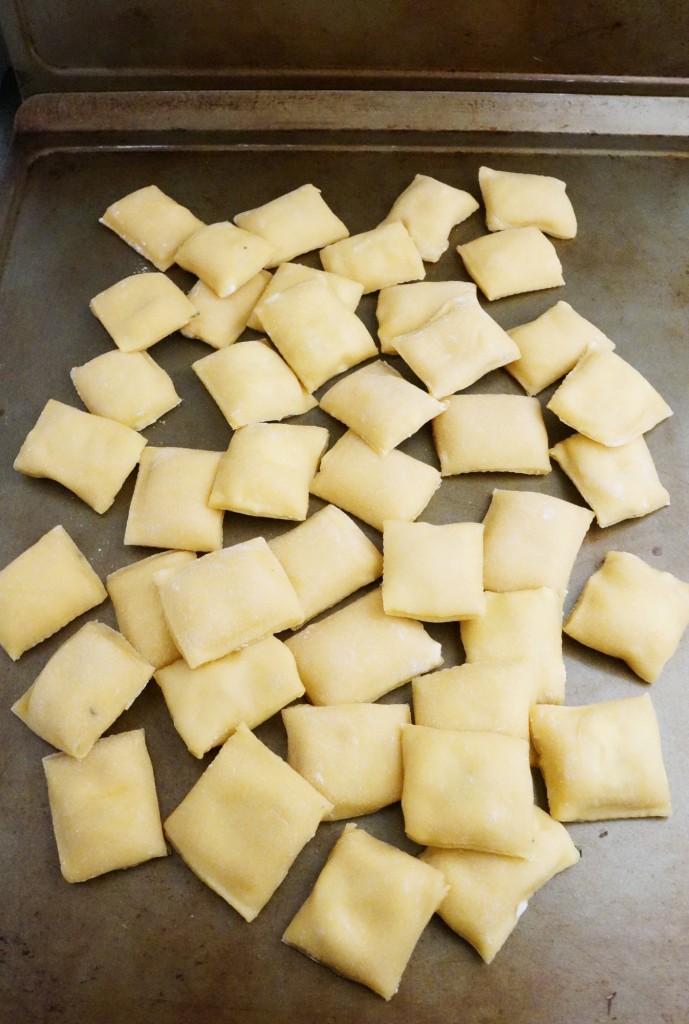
[{"x1": 1, "y1": 93, "x2": 688, "y2": 1024}]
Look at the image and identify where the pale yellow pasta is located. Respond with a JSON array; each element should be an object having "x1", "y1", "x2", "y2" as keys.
[
  {"x1": 234, "y1": 183, "x2": 349, "y2": 266},
  {"x1": 71, "y1": 350, "x2": 181, "y2": 430},
  {"x1": 376, "y1": 280, "x2": 477, "y2": 355},
  {"x1": 457, "y1": 227, "x2": 564, "y2": 301},
  {"x1": 432, "y1": 394, "x2": 550, "y2": 475},
  {"x1": 90, "y1": 272, "x2": 197, "y2": 352},
  {"x1": 246, "y1": 261, "x2": 363, "y2": 331},
  {"x1": 380, "y1": 174, "x2": 479, "y2": 261},
  {"x1": 181, "y1": 272, "x2": 271, "y2": 348},
  {"x1": 100, "y1": 184, "x2": 204, "y2": 270},
  {"x1": 174, "y1": 221, "x2": 277, "y2": 297},
  {"x1": 320, "y1": 221, "x2": 425, "y2": 293},
  {"x1": 479, "y1": 166, "x2": 577, "y2": 239}
]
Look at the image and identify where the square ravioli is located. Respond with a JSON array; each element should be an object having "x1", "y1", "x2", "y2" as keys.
[
  {"x1": 100, "y1": 184, "x2": 204, "y2": 270},
  {"x1": 478, "y1": 166, "x2": 577, "y2": 239},
  {"x1": 268, "y1": 504, "x2": 383, "y2": 624},
  {"x1": 14, "y1": 399, "x2": 146, "y2": 514},
  {"x1": 43, "y1": 729, "x2": 167, "y2": 883},
  {"x1": 505, "y1": 300, "x2": 615, "y2": 396},
  {"x1": 164, "y1": 723, "x2": 331, "y2": 921},
  {"x1": 234, "y1": 183, "x2": 349, "y2": 266},
  {"x1": 530, "y1": 694, "x2": 672, "y2": 821},
  {"x1": 460, "y1": 589, "x2": 565, "y2": 704},
  {"x1": 0, "y1": 526, "x2": 106, "y2": 661},
  {"x1": 12, "y1": 621, "x2": 153, "y2": 759},
  {"x1": 401, "y1": 725, "x2": 534, "y2": 857},
  {"x1": 106, "y1": 550, "x2": 197, "y2": 669},
  {"x1": 157, "y1": 537, "x2": 303, "y2": 668},
  {"x1": 90, "y1": 272, "x2": 197, "y2": 352},
  {"x1": 546, "y1": 348, "x2": 673, "y2": 446},
  {"x1": 71, "y1": 350, "x2": 181, "y2": 430},
  {"x1": 282, "y1": 702, "x2": 411, "y2": 819},
  {"x1": 421, "y1": 806, "x2": 580, "y2": 964},
  {"x1": 376, "y1": 280, "x2": 477, "y2": 355},
  {"x1": 309, "y1": 430, "x2": 441, "y2": 532},
  {"x1": 156, "y1": 636, "x2": 305, "y2": 758},
  {"x1": 209, "y1": 423, "x2": 329, "y2": 521},
  {"x1": 192, "y1": 339, "x2": 317, "y2": 429},
  {"x1": 482, "y1": 489, "x2": 594, "y2": 595},
  {"x1": 563, "y1": 550, "x2": 689, "y2": 683},
  {"x1": 382, "y1": 520, "x2": 485, "y2": 622},
  {"x1": 247, "y1": 261, "x2": 363, "y2": 331},
  {"x1": 124, "y1": 446, "x2": 224, "y2": 552},
  {"x1": 412, "y1": 662, "x2": 537, "y2": 741},
  {"x1": 457, "y1": 227, "x2": 564, "y2": 301},
  {"x1": 174, "y1": 221, "x2": 277, "y2": 297},
  {"x1": 320, "y1": 221, "x2": 426, "y2": 294},
  {"x1": 394, "y1": 292, "x2": 521, "y2": 398},
  {"x1": 285, "y1": 587, "x2": 442, "y2": 705},
  {"x1": 282, "y1": 823, "x2": 448, "y2": 1001},
  {"x1": 255, "y1": 277, "x2": 377, "y2": 392},
  {"x1": 433, "y1": 394, "x2": 550, "y2": 475},
  {"x1": 549, "y1": 433, "x2": 670, "y2": 528},
  {"x1": 319, "y1": 360, "x2": 447, "y2": 455},
  {"x1": 181, "y1": 272, "x2": 271, "y2": 348},
  {"x1": 380, "y1": 174, "x2": 479, "y2": 262}
]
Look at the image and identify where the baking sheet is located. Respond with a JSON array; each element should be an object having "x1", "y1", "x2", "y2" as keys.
[{"x1": 1, "y1": 118, "x2": 688, "y2": 1024}]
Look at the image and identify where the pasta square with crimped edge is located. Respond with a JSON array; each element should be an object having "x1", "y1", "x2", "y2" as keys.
[
  {"x1": 505, "y1": 300, "x2": 615, "y2": 396},
  {"x1": 478, "y1": 166, "x2": 577, "y2": 239},
  {"x1": 70, "y1": 350, "x2": 181, "y2": 431},
  {"x1": 412, "y1": 662, "x2": 538, "y2": 740},
  {"x1": 546, "y1": 348, "x2": 673, "y2": 447},
  {"x1": 401, "y1": 725, "x2": 535, "y2": 857},
  {"x1": 433, "y1": 394, "x2": 551, "y2": 476},
  {"x1": 247, "y1": 261, "x2": 363, "y2": 331},
  {"x1": 89, "y1": 272, "x2": 198, "y2": 352},
  {"x1": 100, "y1": 184, "x2": 204, "y2": 271},
  {"x1": 282, "y1": 823, "x2": 448, "y2": 1000},
  {"x1": 14, "y1": 399, "x2": 147, "y2": 515},
  {"x1": 530, "y1": 694, "x2": 672, "y2": 821},
  {"x1": 255, "y1": 276, "x2": 377, "y2": 392},
  {"x1": 382, "y1": 520, "x2": 485, "y2": 622},
  {"x1": 192, "y1": 339, "x2": 317, "y2": 429},
  {"x1": 43, "y1": 729, "x2": 167, "y2": 883},
  {"x1": 174, "y1": 221, "x2": 277, "y2": 297},
  {"x1": 421, "y1": 806, "x2": 580, "y2": 964},
  {"x1": 380, "y1": 173, "x2": 479, "y2": 262},
  {"x1": 181, "y1": 272, "x2": 271, "y2": 349},
  {"x1": 268, "y1": 504, "x2": 383, "y2": 625},
  {"x1": 460, "y1": 589, "x2": 565, "y2": 705},
  {"x1": 319, "y1": 360, "x2": 447, "y2": 456},
  {"x1": 124, "y1": 446, "x2": 224, "y2": 553},
  {"x1": 563, "y1": 550, "x2": 689, "y2": 683},
  {"x1": 549, "y1": 433, "x2": 670, "y2": 528},
  {"x1": 157, "y1": 537, "x2": 303, "y2": 669},
  {"x1": 234, "y1": 183, "x2": 349, "y2": 266},
  {"x1": 309, "y1": 430, "x2": 441, "y2": 533},
  {"x1": 0, "y1": 526, "x2": 107, "y2": 662},
  {"x1": 106, "y1": 550, "x2": 197, "y2": 670},
  {"x1": 12, "y1": 621, "x2": 153, "y2": 759},
  {"x1": 156, "y1": 636, "x2": 305, "y2": 759},
  {"x1": 284, "y1": 587, "x2": 442, "y2": 706},
  {"x1": 209, "y1": 423, "x2": 329, "y2": 521},
  {"x1": 394, "y1": 292, "x2": 521, "y2": 398},
  {"x1": 457, "y1": 226, "x2": 564, "y2": 301},
  {"x1": 376, "y1": 280, "x2": 477, "y2": 355},
  {"x1": 482, "y1": 489, "x2": 593, "y2": 596},
  {"x1": 164, "y1": 723, "x2": 332, "y2": 922},
  {"x1": 320, "y1": 221, "x2": 425, "y2": 293},
  {"x1": 282, "y1": 702, "x2": 411, "y2": 820}
]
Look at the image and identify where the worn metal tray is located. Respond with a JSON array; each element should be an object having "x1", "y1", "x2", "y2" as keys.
[{"x1": 1, "y1": 93, "x2": 688, "y2": 1024}]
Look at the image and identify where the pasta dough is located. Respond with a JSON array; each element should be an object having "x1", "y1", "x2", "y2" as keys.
[
  {"x1": 457, "y1": 227, "x2": 564, "y2": 301},
  {"x1": 43, "y1": 729, "x2": 167, "y2": 882},
  {"x1": 285, "y1": 587, "x2": 443, "y2": 705},
  {"x1": 181, "y1": 272, "x2": 271, "y2": 348},
  {"x1": 164, "y1": 723, "x2": 332, "y2": 921},
  {"x1": 90, "y1": 272, "x2": 197, "y2": 352},
  {"x1": 478, "y1": 166, "x2": 577, "y2": 239},
  {"x1": 247, "y1": 261, "x2": 363, "y2": 332},
  {"x1": 380, "y1": 173, "x2": 479, "y2": 262},
  {"x1": 282, "y1": 702, "x2": 411, "y2": 819},
  {"x1": 376, "y1": 280, "x2": 477, "y2": 355},
  {"x1": 282, "y1": 823, "x2": 448, "y2": 1000},
  {"x1": 320, "y1": 221, "x2": 425, "y2": 293},
  {"x1": 432, "y1": 394, "x2": 550, "y2": 475},
  {"x1": 70, "y1": 349, "x2": 181, "y2": 430},
  {"x1": 100, "y1": 184, "x2": 204, "y2": 270},
  {"x1": 174, "y1": 221, "x2": 277, "y2": 297},
  {"x1": 234, "y1": 183, "x2": 349, "y2": 266},
  {"x1": 0, "y1": 526, "x2": 106, "y2": 661},
  {"x1": 530, "y1": 694, "x2": 672, "y2": 821},
  {"x1": 14, "y1": 399, "x2": 147, "y2": 514},
  {"x1": 563, "y1": 550, "x2": 689, "y2": 683}
]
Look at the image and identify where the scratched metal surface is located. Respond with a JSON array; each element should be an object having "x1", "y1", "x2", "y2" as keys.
[{"x1": 0, "y1": 124, "x2": 688, "y2": 1024}]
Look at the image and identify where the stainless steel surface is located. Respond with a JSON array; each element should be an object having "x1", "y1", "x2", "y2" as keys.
[{"x1": 0, "y1": 97, "x2": 688, "y2": 1023}]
